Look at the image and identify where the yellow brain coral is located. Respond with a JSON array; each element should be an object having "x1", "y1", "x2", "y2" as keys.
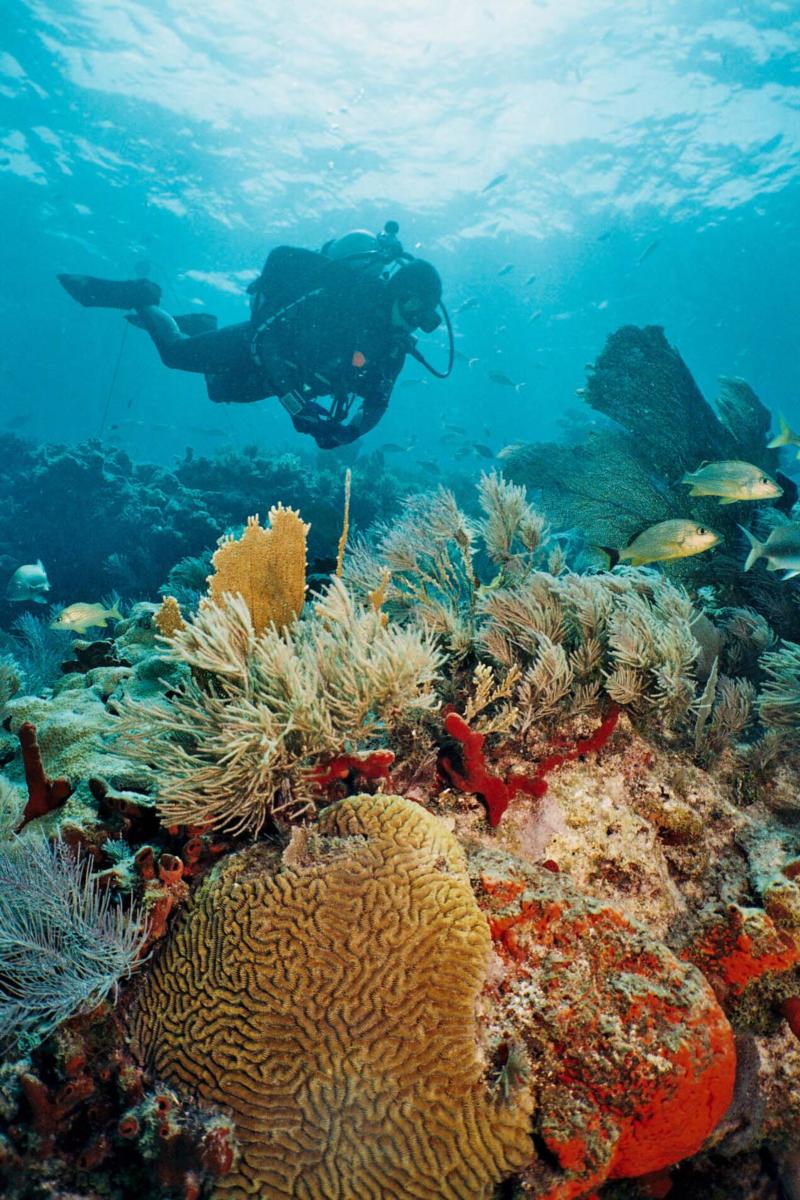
[
  {"x1": 208, "y1": 506, "x2": 309, "y2": 634},
  {"x1": 130, "y1": 795, "x2": 535, "y2": 1198}
]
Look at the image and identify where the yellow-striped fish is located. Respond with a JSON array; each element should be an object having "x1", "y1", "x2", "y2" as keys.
[
  {"x1": 682, "y1": 460, "x2": 782, "y2": 504},
  {"x1": 603, "y1": 520, "x2": 722, "y2": 568},
  {"x1": 50, "y1": 600, "x2": 122, "y2": 635},
  {"x1": 767, "y1": 414, "x2": 800, "y2": 458}
]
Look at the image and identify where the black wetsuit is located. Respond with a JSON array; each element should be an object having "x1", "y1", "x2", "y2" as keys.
[{"x1": 139, "y1": 246, "x2": 411, "y2": 448}]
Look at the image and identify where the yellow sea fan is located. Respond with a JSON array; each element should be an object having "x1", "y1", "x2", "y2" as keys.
[
  {"x1": 208, "y1": 507, "x2": 309, "y2": 635},
  {"x1": 154, "y1": 596, "x2": 185, "y2": 639}
]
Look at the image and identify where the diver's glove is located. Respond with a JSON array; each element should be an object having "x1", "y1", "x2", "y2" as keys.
[
  {"x1": 287, "y1": 401, "x2": 354, "y2": 449},
  {"x1": 312, "y1": 423, "x2": 357, "y2": 450}
]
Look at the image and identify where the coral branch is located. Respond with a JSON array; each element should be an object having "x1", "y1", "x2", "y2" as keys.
[
  {"x1": 440, "y1": 706, "x2": 620, "y2": 827},
  {"x1": 15, "y1": 721, "x2": 72, "y2": 831}
]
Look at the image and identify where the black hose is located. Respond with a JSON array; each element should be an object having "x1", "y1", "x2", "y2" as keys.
[{"x1": 407, "y1": 301, "x2": 455, "y2": 379}]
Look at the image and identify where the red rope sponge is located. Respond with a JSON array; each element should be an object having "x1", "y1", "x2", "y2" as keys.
[{"x1": 440, "y1": 706, "x2": 620, "y2": 827}]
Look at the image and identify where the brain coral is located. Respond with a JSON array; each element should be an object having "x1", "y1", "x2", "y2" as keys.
[{"x1": 130, "y1": 794, "x2": 536, "y2": 1198}]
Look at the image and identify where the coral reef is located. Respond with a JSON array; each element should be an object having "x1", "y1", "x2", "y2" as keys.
[
  {"x1": 3, "y1": 472, "x2": 800, "y2": 1199},
  {"x1": 131, "y1": 795, "x2": 738, "y2": 1200},
  {"x1": 0, "y1": 435, "x2": 402, "y2": 605}
]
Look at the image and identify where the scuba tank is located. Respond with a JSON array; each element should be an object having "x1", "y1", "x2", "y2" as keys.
[{"x1": 320, "y1": 220, "x2": 407, "y2": 279}]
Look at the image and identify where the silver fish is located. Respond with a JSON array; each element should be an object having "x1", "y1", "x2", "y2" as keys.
[{"x1": 740, "y1": 523, "x2": 800, "y2": 579}]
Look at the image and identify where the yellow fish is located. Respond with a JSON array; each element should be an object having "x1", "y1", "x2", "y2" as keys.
[
  {"x1": 767, "y1": 414, "x2": 800, "y2": 458},
  {"x1": 50, "y1": 600, "x2": 122, "y2": 635},
  {"x1": 682, "y1": 460, "x2": 782, "y2": 504},
  {"x1": 603, "y1": 520, "x2": 722, "y2": 568}
]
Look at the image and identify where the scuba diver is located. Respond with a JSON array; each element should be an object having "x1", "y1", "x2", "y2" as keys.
[{"x1": 57, "y1": 222, "x2": 453, "y2": 450}]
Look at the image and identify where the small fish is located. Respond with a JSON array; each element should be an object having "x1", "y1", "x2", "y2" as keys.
[
  {"x1": 443, "y1": 423, "x2": 467, "y2": 434},
  {"x1": 6, "y1": 561, "x2": 50, "y2": 604},
  {"x1": 525, "y1": 274, "x2": 537, "y2": 285},
  {"x1": 377, "y1": 442, "x2": 409, "y2": 454},
  {"x1": 455, "y1": 297, "x2": 479, "y2": 314},
  {"x1": 603, "y1": 520, "x2": 722, "y2": 568},
  {"x1": 468, "y1": 357, "x2": 481, "y2": 369},
  {"x1": 50, "y1": 600, "x2": 123, "y2": 635},
  {"x1": 417, "y1": 460, "x2": 440, "y2": 475},
  {"x1": 488, "y1": 371, "x2": 524, "y2": 392},
  {"x1": 399, "y1": 378, "x2": 427, "y2": 389},
  {"x1": 472, "y1": 443, "x2": 495, "y2": 458},
  {"x1": 767, "y1": 414, "x2": 800, "y2": 458},
  {"x1": 740, "y1": 523, "x2": 800, "y2": 579},
  {"x1": 528, "y1": 310, "x2": 542, "y2": 322},
  {"x1": 481, "y1": 173, "x2": 508, "y2": 194},
  {"x1": 682, "y1": 460, "x2": 782, "y2": 505},
  {"x1": 497, "y1": 443, "x2": 525, "y2": 460},
  {"x1": 636, "y1": 239, "x2": 661, "y2": 265},
  {"x1": 497, "y1": 264, "x2": 514, "y2": 277},
  {"x1": 454, "y1": 444, "x2": 474, "y2": 460}
]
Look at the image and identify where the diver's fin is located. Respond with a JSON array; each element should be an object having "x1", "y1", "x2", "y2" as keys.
[
  {"x1": 783, "y1": 570, "x2": 800, "y2": 581},
  {"x1": 57, "y1": 274, "x2": 162, "y2": 310},
  {"x1": 738, "y1": 524, "x2": 764, "y2": 572},
  {"x1": 597, "y1": 545, "x2": 620, "y2": 569},
  {"x1": 173, "y1": 313, "x2": 219, "y2": 335},
  {"x1": 767, "y1": 413, "x2": 793, "y2": 449}
]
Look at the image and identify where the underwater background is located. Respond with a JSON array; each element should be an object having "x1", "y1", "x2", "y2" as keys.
[
  {"x1": 1, "y1": 0, "x2": 798, "y2": 459},
  {"x1": 2, "y1": 3, "x2": 800, "y2": 1200}
]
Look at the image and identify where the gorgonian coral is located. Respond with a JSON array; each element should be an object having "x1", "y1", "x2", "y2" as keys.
[{"x1": 115, "y1": 581, "x2": 442, "y2": 834}]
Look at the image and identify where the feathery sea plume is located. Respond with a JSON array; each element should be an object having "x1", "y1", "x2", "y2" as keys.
[
  {"x1": 0, "y1": 835, "x2": 146, "y2": 1053},
  {"x1": 116, "y1": 580, "x2": 442, "y2": 834},
  {"x1": 477, "y1": 569, "x2": 700, "y2": 733},
  {"x1": 756, "y1": 640, "x2": 800, "y2": 736},
  {"x1": 345, "y1": 474, "x2": 551, "y2": 658},
  {"x1": 10, "y1": 612, "x2": 73, "y2": 695}
]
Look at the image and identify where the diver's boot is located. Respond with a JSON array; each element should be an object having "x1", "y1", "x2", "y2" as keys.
[{"x1": 57, "y1": 274, "x2": 162, "y2": 309}]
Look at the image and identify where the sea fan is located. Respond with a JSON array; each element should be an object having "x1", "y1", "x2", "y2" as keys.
[{"x1": 0, "y1": 835, "x2": 146, "y2": 1053}]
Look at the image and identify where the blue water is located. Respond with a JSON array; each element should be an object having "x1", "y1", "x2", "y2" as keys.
[{"x1": 1, "y1": 0, "x2": 799, "y2": 461}]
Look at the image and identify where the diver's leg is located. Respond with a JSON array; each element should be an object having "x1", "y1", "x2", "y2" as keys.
[
  {"x1": 132, "y1": 307, "x2": 253, "y2": 374},
  {"x1": 57, "y1": 274, "x2": 162, "y2": 309}
]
